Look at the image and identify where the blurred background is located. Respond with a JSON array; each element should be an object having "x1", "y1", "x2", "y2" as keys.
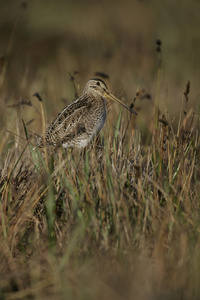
[{"x1": 0, "y1": 0, "x2": 200, "y2": 147}]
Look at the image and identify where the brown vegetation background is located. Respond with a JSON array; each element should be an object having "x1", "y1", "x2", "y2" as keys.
[
  {"x1": 0, "y1": 0, "x2": 200, "y2": 299},
  {"x1": 1, "y1": 0, "x2": 200, "y2": 139}
]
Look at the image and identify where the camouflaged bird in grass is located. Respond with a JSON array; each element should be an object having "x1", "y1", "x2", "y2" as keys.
[{"x1": 36, "y1": 78, "x2": 137, "y2": 149}]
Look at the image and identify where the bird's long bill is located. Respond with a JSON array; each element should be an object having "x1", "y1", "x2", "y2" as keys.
[{"x1": 105, "y1": 90, "x2": 138, "y2": 116}]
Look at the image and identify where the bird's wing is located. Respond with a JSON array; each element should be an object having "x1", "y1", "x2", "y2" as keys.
[
  {"x1": 45, "y1": 95, "x2": 92, "y2": 142},
  {"x1": 50, "y1": 94, "x2": 89, "y2": 128}
]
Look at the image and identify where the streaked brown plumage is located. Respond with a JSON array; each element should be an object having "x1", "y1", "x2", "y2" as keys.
[{"x1": 36, "y1": 78, "x2": 137, "y2": 149}]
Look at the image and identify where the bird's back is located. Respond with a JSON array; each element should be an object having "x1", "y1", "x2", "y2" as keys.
[{"x1": 36, "y1": 91, "x2": 106, "y2": 148}]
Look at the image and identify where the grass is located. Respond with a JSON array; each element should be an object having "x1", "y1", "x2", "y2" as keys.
[
  {"x1": 1, "y1": 0, "x2": 200, "y2": 299},
  {"x1": 1, "y1": 86, "x2": 200, "y2": 299}
]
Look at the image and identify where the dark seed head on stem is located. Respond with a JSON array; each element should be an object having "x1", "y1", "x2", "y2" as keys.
[
  {"x1": 156, "y1": 39, "x2": 162, "y2": 46},
  {"x1": 33, "y1": 92, "x2": 43, "y2": 102}
]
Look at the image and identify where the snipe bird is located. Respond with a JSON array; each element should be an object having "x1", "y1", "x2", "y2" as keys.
[{"x1": 36, "y1": 78, "x2": 137, "y2": 148}]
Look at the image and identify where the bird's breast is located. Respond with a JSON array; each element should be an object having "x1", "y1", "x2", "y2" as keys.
[{"x1": 92, "y1": 99, "x2": 106, "y2": 134}]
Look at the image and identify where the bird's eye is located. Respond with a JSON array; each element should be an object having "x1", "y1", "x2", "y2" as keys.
[{"x1": 96, "y1": 82, "x2": 100, "y2": 86}]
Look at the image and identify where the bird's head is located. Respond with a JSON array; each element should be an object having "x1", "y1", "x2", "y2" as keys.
[
  {"x1": 83, "y1": 78, "x2": 108, "y2": 97},
  {"x1": 84, "y1": 78, "x2": 138, "y2": 116}
]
